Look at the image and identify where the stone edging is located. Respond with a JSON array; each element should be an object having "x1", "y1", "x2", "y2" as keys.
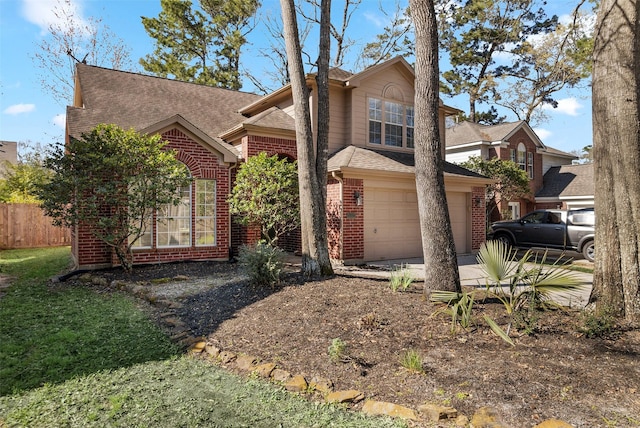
[{"x1": 187, "y1": 340, "x2": 575, "y2": 428}]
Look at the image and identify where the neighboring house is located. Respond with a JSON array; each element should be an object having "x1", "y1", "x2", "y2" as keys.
[
  {"x1": 445, "y1": 120, "x2": 577, "y2": 221},
  {"x1": 0, "y1": 141, "x2": 18, "y2": 177},
  {"x1": 536, "y1": 163, "x2": 594, "y2": 210},
  {"x1": 67, "y1": 56, "x2": 492, "y2": 269}
]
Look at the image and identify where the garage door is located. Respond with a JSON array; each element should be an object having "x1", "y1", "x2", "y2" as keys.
[
  {"x1": 447, "y1": 192, "x2": 469, "y2": 253},
  {"x1": 363, "y1": 186, "x2": 468, "y2": 261}
]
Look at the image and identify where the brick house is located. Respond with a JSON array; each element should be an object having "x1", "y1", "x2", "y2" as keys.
[
  {"x1": 67, "y1": 57, "x2": 492, "y2": 269},
  {"x1": 445, "y1": 120, "x2": 577, "y2": 221}
]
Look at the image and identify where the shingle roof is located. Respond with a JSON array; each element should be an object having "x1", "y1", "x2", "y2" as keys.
[
  {"x1": 445, "y1": 121, "x2": 524, "y2": 147},
  {"x1": 536, "y1": 163, "x2": 594, "y2": 198},
  {"x1": 328, "y1": 145, "x2": 488, "y2": 179},
  {"x1": 67, "y1": 64, "x2": 262, "y2": 139}
]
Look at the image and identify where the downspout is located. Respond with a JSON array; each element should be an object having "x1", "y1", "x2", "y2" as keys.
[{"x1": 331, "y1": 171, "x2": 344, "y2": 261}]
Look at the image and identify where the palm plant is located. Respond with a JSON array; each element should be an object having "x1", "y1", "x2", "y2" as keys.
[{"x1": 478, "y1": 240, "x2": 585, "y2": 343}]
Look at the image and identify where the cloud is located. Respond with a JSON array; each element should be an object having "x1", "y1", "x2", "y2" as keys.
[
  {"x1": 21, "y1": 0, "x2": 90, "y2": 35},
  {"x1": 52, "y1": 113, "x2": 66, "y2": 128},
  {"x1": 542, "y1": 98, "x2": 582, "y2": 116},
  {"x1": 3, "y1": 103, "x2": 36, "y2": 115},
  {"x1": 533, "y1": 127, "x2": 552, "y2": 141},
  {"x1": 362, "y1": 11, "x2": 387, "y2": 29}
]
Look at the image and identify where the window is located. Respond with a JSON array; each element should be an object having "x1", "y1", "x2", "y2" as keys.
[
  {"x1": 517, "y1": 143, "x2": 526, "y2": 170},
  {"x1": 130, "y1": 215, "x2": 152, "y2": 249},
  {"x1": 195, "y1": 180, "x2": 216, "y2": 246},
  {"x1": 527, "y1": 152, "x2": 534, "y2": 179},
  {"x1": 509, "y1": 149, "x2": 516, "y2": 163},
  {"x1": 368, "y1": 97, "x2": 415, "y2": 149},
  {"x1": 368, "y1": 98, "x2": 382, "y2": 144},
  {"x1": 508, "y1": 202, "x2": 520, "y2": 220},
  {"x1": 406, "y1": 106, "x2": 414, "y2": 148},
  {"x1": 384, "y1": 101, "x2": 403, "y2": 146},
  {"x1": 157, "y1": 184, "x2": 191, "y2": 247}
]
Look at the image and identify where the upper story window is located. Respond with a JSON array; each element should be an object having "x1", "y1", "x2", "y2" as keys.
[
  {"x1": 527, "y1": 152, "x2": 534, "y2": 179},
  {"x1": 517, "y1": 143, "x2": 526, "y2": 171},
  {"x1": 368, "y1": 97, "x2": 414, "y2": 149}
]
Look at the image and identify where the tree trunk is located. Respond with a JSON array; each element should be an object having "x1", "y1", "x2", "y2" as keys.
[
  {"x1": 280, "y1": 0, "x2": 333, "y2": 277},
  {"x1": 591, "y1": 0, "x2": 640, "y2": 322},
  {"x1": 410, "y1": 0, "x2": 461, "y2": 295}
]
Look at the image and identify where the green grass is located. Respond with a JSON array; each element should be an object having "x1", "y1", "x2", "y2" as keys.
[
  {"x1": 0, "y1": 247, "x2": 406, "y2": 427},
  {"x1": 0, "y1": 247, "x2": 179, "y2": 395},
  {"x1": 0, "y1": 356, "x2": 406, "y2": 427}
]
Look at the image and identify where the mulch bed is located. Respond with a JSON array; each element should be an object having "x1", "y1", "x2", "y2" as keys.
[{"x1": 93, "y1": 260, "x2": 640, "y2": 427}]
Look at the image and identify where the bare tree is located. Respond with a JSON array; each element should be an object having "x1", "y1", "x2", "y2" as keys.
[
  {"x1": 243, "y1": 10, "x2": 313, "y2": 93},
  {"x1": 32, "y1": 0, "x2": 132, "y2": 106},
  {"x1": 280, "y1": 0, "x2": 333, "y2": 277},
  {"x1": 590, "y1": 0, "x2": 640, "y2": 322},
  {"x1": 356, "y1": 1, "x2": 413, "y2": 69},
  {"x1": 296, "y1": 0, "x2": 362, "y2": 67},
  {"x1": 410, "y1": 0, "x2": 461, "y2": 294}
]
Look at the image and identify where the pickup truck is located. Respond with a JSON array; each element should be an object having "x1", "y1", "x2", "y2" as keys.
[{"x1": 487, "y1": 208, "x2": 595, "y2": 262}]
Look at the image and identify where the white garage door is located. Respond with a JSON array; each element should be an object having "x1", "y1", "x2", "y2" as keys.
[{"x1": 363, "y1": 186, "x2": 468, "y2": 261}]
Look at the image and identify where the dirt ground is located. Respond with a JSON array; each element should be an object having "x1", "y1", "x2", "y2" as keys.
[{"x1": 95, "y1": 260, "x2": 640, "y2": 428}]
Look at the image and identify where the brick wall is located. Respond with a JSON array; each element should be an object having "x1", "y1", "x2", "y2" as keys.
[
  {"x1": 471, "y1": 186, "x2": 487, "y2": 250},
  {"x1": 232, "y1": 134, "x2": 301, "y2": 255},
  {"x1": 74, "y1": 127, "x2": 233, "y2": 269},
  {"x1": 326, "y1": 177, "x2": 364, "y2": 261}
]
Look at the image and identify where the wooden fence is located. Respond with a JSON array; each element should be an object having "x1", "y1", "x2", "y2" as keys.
[{"x1": 0, "y1": 204, "x2": 71, "y2": 249}]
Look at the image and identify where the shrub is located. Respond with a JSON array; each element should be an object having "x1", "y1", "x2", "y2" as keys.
[{"x1": 238, "y1": 241, "x2": 285, "y2": 288}]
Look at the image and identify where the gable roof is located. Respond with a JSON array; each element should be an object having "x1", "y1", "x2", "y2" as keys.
[
  {"x1": 140, "y1": 114, "x2": 238, "y2": 163},
  {"x1": 445, "y1": 120, "x2": 543, "y2": 148},
  {"x1": 219, "y1": 106, "x2": 295, "y2": 140},
  {"x1": 536, "y1": 163, "x2": 594, "y2": 198},
  {"x1": 67, "y1": 64, "x2": 261, "y2": 140},
  {"x1": 328, "y1": 145, "x2": 491, "y2": 181}
]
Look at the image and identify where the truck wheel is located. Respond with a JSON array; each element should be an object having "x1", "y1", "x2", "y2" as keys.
[
  {"x1": 582, "y1": 240, "x2": 595, "y2": 262},
  {"x1": 494, "y1": 234, "x2": 513, "y2": 247}
]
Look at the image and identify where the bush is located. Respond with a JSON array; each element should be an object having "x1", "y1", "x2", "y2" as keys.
[{"x1": 239, "y1": 241, "x2": 285, "y2": 288}]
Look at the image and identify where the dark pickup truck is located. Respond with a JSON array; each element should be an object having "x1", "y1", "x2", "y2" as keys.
[{"x1": 487, "y1": 208, "x2": 595, "y2": 262}]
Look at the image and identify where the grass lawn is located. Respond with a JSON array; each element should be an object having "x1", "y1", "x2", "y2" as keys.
[{"x1": 0, "y1": 247, "x2": 405, "y2": 428}]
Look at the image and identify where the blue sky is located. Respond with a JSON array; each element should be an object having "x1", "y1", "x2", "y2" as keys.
[{"x1": 0, "y1": 0, "x2": 592, "y2": 155}]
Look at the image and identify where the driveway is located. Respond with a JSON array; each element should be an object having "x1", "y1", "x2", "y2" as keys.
[{"x1": 335, "y1": 251, "x2": 593, "y2": 308}]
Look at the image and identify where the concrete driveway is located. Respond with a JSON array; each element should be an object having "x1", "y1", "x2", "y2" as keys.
[{"x1": 335, "y1": 251, "x2": 593, "y2": 308}]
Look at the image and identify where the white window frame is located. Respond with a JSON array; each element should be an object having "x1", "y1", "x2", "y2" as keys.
[
  {"x1": 194, "y1": 179, "x2": 216, "y2": 246},
  {"x1": 368, "y1": 97, "x2": 415, "y2": 149},
  {"x1": 527, "y1": 152, "x2": 534, "y2": 179}
]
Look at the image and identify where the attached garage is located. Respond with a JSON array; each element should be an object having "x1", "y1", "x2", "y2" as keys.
[
  {"x1": 327, "y1": 146, "x2": 490, "y2": 264},
  {"x1": 363, "y1": 181, "x2": 470, "y2": 261}
]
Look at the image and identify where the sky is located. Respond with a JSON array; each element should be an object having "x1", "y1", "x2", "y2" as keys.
[{"x1": 0, "y1": 0, "x2": 593, "y2": 156}]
